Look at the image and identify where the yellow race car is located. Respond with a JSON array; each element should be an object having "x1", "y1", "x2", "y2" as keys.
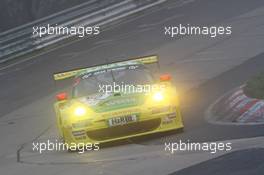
[{"x1": 53, "y1": 55, "x2": 183, "y2": 146}]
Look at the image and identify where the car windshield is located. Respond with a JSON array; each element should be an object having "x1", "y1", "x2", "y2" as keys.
[{"x1": 73, "y1": 65, "x2": 154, "y2": 97}]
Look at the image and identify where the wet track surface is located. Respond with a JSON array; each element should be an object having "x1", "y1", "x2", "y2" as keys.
[
  {"x1": 138, "y1": 52, "x2": 264, "y2": 145},
  {"x1": 0, "y1": 0, "x2": 264, "y2": 174},
  {"x1": 170, "y1": 148, "x2": 264, "y2": 175}
]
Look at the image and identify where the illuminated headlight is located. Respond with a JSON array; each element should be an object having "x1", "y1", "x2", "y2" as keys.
[
  {"x1": 153, "y1": 92, "x2": 164, "y2": 102},
  {"x1": 74, "y1": 107, "x2": 87, "y2": 117}
]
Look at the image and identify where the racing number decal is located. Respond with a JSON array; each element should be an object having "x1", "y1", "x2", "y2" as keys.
[{"x1": 108, "y1": 114, "x2": 137, "y2": 127}]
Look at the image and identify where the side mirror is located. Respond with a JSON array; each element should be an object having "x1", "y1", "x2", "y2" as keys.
[
  {"x1": 159, "y1": 74, "x2": 172, "y2": 82},
  {"x1": 56, "y1": 92, "x2": 67, "y2": 101}
]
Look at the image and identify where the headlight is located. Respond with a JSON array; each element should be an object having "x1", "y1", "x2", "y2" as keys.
[
  {"x1": 74, "y1": 106, "x2": 87, "y2": 117},
  {"x1": 153, "y1": 92, "x2": 164, "y2": 102}
]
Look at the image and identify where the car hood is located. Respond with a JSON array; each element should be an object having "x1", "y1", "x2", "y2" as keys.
[{"x1": 76, "y1": 92, "x2": 146, "y2": 113}]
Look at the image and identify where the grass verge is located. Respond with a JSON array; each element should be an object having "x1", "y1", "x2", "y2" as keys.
[{"x1": 244, "y1": 72, "x2": 264, "y2": 99}]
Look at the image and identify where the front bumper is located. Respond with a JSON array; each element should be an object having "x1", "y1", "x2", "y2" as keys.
[{"x1": 64, "y1": 107, "x2": 183, "y2": 144}]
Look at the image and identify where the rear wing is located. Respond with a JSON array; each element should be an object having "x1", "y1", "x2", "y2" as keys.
[{"x1": 53, "y1": 55, "x2": 159, "y2": 81}]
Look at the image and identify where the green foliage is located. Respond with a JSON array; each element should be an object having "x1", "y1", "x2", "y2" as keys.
[{"x1": 244, "y1": 72, "x2": 264, "y2": 99}]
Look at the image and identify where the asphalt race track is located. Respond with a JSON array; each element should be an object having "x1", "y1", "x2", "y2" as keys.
[{"x1": 0, "y1": 0, "x2": 264, "y2": 174}]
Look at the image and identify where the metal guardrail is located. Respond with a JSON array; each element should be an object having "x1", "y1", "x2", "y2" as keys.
[{"x1": 0, "y1": 0, "x2": 165, "y2": 64}]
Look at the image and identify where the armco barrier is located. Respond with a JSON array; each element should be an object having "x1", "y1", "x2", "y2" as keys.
[{"x1": 0, "y1": 0, "x2": 166, "y2": 64}]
